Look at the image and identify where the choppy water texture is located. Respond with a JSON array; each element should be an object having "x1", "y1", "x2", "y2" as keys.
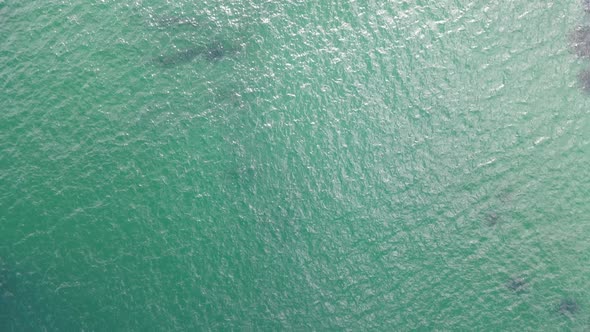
[{"x1": 2, "y1": 0, "x2": 590, "y2": 330}]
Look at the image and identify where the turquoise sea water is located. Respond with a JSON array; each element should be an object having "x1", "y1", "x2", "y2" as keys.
[{"x1": 2, "y1": 0, "x2": 590, "y2": 330}]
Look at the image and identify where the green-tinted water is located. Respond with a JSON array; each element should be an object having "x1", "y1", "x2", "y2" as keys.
[{"x1": 2, "y1": 0, "x2": 590, "y2": 330}]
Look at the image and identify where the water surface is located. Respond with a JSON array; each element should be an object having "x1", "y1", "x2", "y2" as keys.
[{"x1": 1, "y1": 0, "x2": 590, "y2": 330}]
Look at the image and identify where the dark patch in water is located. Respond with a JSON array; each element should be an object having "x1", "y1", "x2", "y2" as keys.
[
  {"x1": 578, "y1": 69, "x2": 590, "y2": 93},
  {"x1": 151, "y1": 16, "x2": 200, "y2": 28},
  {"x1": 484, "y1": 211, "x2": 500, "y2": 226},
  {"x1": 505, "y1": 276, "x2": 527, "y2": 293},
  {"x1": 153, "y1": 41, "x2": 241, "y2": 67},
  {"x1": 203, "y1": 42, "x2": 229, "y2": 62},
  {"x1": 559, "y1": 298, "x2": 579, "y2": 316},
  {"x1": 584, "y1": 0, "x2": 590, "y2": 13},
  {"x1": 205, "y1": 45, "x2": 225, "y2": 61},
  {"x1": 154, "y1": 49, "x2": 200, "y2": 67},
  {"x1": 570, "y1": 26, "x2": 590, "y2": 57}
]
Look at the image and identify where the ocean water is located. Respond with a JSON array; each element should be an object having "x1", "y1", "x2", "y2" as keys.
[{"x1": 1, "y1": 0, "x2": 590, "y2": 330}]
